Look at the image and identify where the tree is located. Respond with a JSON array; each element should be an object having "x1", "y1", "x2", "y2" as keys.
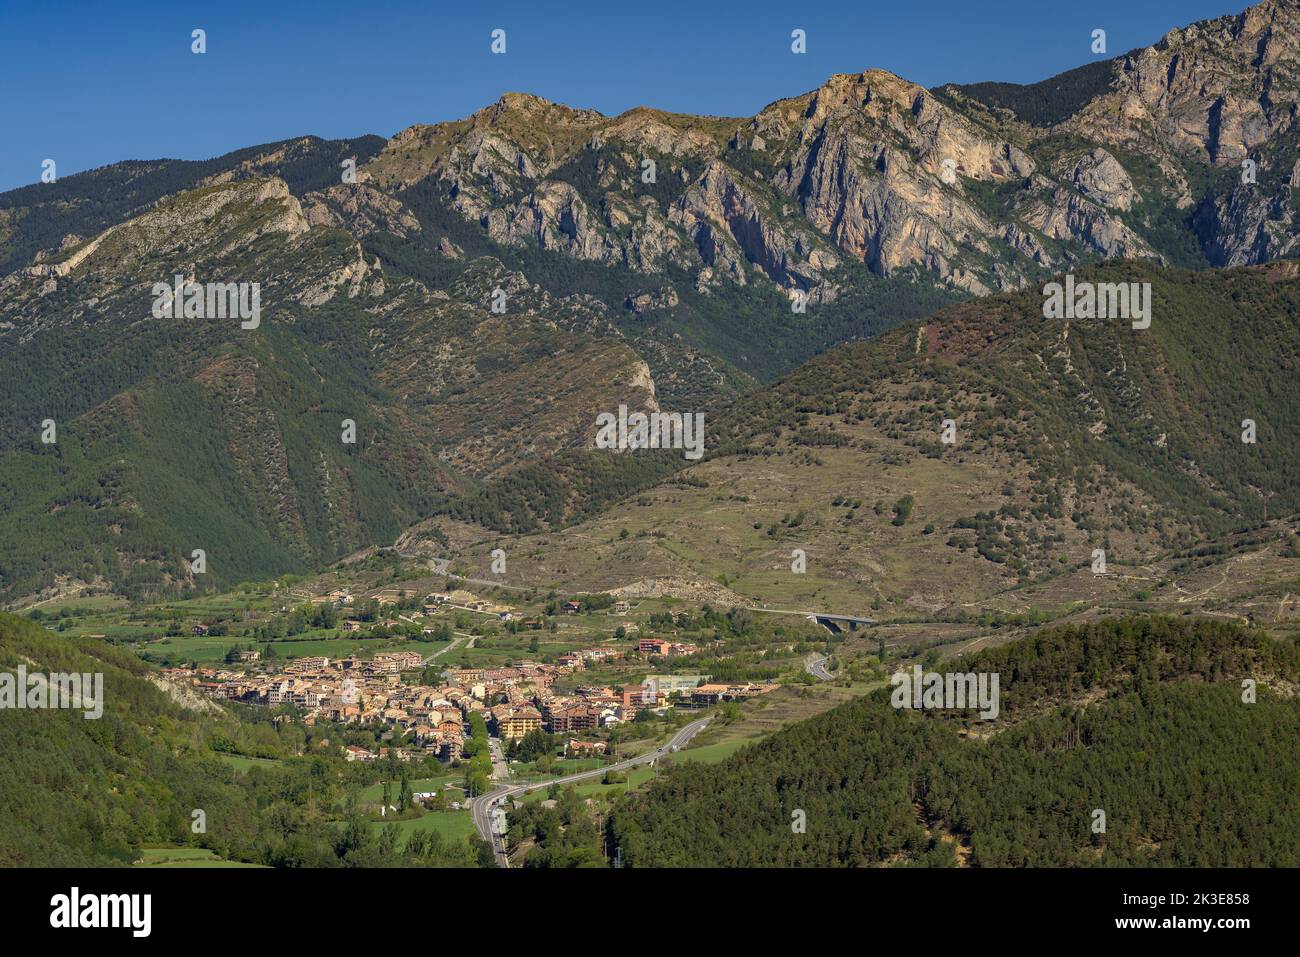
[
  {"x1": 891, "y1": 495, "x2": 914, "y2": 526},
  {"x1": 398, "y1": 772, "x2": 412, "y2": 814}
]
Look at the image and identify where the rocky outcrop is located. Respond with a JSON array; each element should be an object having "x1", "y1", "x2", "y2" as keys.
[
  {"x1": 302, "y1": 184, "x2": 421, "y2": 238},
  {"x1": 486, "y1": 181, "x2": 607, "y2": 259},
  {"x1": 24, "y1": 230, "x2": 113, "y2": 278},
  {"x1": 1071, "y1": 0, "x2": 1300, "y2": 166},
  {"x1": 24, "y1": 177, "x2": 308, "y2": 279},
  {"x1": 1070, "y1": 149, "x2": 1139, "y2": 211},
  {"x1": 146, "y1": 673, "x2": 226, "y2": 716},
  {"x1": 761, "y1": 72, "x2": 1043, "y2": 290},
  {"x1": 297, "y1": 241, "x2": 375, "y2": 306},
  {"x1": 481, "y1": 180, "x2": 686, "y2": 273},
  {"x1": 673, "y1": 161, "x2": 839, "y2": 297},
  {"x1": 436, "y1": 237, "x2": 464, "y2": 259},
  {"x1": 779, "y1": 132, "x2": 1002, "y2": 284},
  {"x1": 1054, "y1": 1, "x2": 1299, "y2": 186},
  {"x1": 1194, "y1": 182, "x2": 1299, "y2": 266},
  {"x1": 602, "y1": 109, "x2": 720, "y2": 158},
  {"x1": 625, "y1": 286, "x2": 679, "y2": 314},
  {"x1": 1020, "y1": 179, "x2": 1156, "y2": 261}
]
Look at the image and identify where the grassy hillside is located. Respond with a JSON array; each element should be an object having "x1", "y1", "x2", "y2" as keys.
[
  {"x1": 715, "y1": 260, "x2": 1300, "y2": 539},
  {"x1": 552, "y1": 255, "x2": 1300, "y2": 546},
  {"x1": 432, "y1": 259, "x2": 1300, "y2": 613}
]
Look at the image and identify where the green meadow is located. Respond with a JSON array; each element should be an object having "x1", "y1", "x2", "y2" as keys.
[{"x1": 134, "y1": 847, "x2": 265, "y2": 868}]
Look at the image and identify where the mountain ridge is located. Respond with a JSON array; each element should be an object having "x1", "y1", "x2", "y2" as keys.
[{"x1": 3, "y1": 0, "x2": 1299, "y2": 604}]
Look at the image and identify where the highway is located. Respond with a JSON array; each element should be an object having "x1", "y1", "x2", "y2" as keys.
[
  {"x1": 746, "y1": 606, "x2": 876, "y2": 635},
  {"x1": 805, "y1": 653, "x2": 834, "y2": 681},
  {"x1": 469, "y1": 717, "x2": 711, "y2": 868}
]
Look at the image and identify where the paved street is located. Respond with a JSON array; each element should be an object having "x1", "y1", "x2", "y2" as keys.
[{"x1": 469, "y1": 717, "x2": 711, "y2": 867}]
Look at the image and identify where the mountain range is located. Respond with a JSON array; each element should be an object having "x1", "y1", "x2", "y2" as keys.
[{"x1": 3, "y1": 0, "x2": 1300, "y2": 605}]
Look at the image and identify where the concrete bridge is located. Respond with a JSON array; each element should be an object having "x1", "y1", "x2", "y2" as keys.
[
  {"x1": 745, "y1": 606, "x2": 875, "y2": 634},
  {"x1": 808, "y1": 613, "x2": 876, "y2": 634}
]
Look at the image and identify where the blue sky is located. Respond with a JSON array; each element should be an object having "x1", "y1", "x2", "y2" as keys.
[{"x1": 0, "y1": 0, "x2": 1248, "y2": 192}]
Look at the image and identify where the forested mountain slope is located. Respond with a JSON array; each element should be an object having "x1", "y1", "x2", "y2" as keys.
[
  {"x1": 0, "y1": 612, "x2": 485, "y2": 867},
  {"x1": 0, "y1": 175, "x2": 698, "y2": 601},
  {"x1": 381, "y1": 252, "x2": 1300, "y2": 638},
  {"x1": 609, "y1": 617, "x2": 1300, "y2": 867}
]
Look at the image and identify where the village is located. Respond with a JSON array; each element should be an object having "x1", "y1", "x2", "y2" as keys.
[
  {"x1": 17, "y1": 550, "x2": 854, "y2": 870},
  {"x1": 170, "y1": 585, "x2": 778, "y2": 766}
]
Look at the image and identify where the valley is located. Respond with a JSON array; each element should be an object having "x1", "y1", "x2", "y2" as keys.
[{"x1": 1, "y1": 0, "x2": 1298, "y2": 879}]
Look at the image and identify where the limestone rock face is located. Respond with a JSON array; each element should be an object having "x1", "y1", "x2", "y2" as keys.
[
  {"x1": 1072, "y1": 0, "x2": 1300, "y2": 166},
  {"x1": 1194, "y1": 182, "x2": 1299, "y2": 266},
  {"x1": 1060, "y1": 0, "x2": 1300, "y2": 267},
  {"x1": 672, "y1": 161, "x2": 839, "y2": 297},
  {"x1": 1020, "y1": 182, "x2": 1156, "y2": 261},
  {"x1": 296, "y1": 241, "x2": 375, "y2": 306},
  {"x1": 358, "y1": 49, "x2": 1272, "y2": 297},
  {"x1": 302, "y1": 184, "x2": 421, "y2": 238},
  {"x1": 22, "y1": 0, "x2": 1299, "y2": 324},
  {"x1": 488, "y1": 181, "x2": 605, "y2": 260},
  {"x1": 758, "y1": 71, "x2": 1048, "y2": 290},
  {"x1": 479, "y1": 180, "x2": 687, "y2": 274},
  {"x1": 1070, "y1": 149, "x2": 1139, "y2": 211}
]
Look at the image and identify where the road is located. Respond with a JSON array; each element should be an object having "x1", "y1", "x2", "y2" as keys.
[
  {"x1": 419, "y1": 632, "x2": 467, "y2": 666},
  {"x1": 469, "y1": 717, "x2": 711, "y2": 868},
  {"x1": 486, "y1": 736, "x2": 509, "y2": 780},
  {"x1": 419, "y1": 631, "x2": 480, "y2": 667},
  {"x1": 806, "y1": 653, "x2": 834, "y2": 681}
]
